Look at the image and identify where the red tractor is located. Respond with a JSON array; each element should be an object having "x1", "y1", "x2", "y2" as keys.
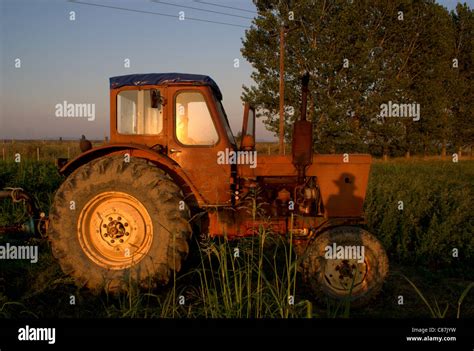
[{"x1": 48, "y1": 73, "x2": 388, "y2": 305}]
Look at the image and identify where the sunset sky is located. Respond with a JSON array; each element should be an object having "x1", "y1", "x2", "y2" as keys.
[{"x1": 0, "y1": 0, "x2": 467, "y2": 141}]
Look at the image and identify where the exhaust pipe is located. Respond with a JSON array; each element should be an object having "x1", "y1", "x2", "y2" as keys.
[{"x1": 292, "y1": 73, "x2": 313, "y2": 182}]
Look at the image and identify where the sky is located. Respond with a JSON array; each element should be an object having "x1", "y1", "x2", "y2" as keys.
[{"x1": 0, "y1": 0, "x2": 470, "y2": 141}]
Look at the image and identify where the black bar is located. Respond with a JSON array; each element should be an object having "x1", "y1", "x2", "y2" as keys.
[{"x1": 0, "y1": 318, "x2": 472, "y2": 349}]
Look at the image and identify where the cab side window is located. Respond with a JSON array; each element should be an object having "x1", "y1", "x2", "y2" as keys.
[
  {"x1": 117, "y1": 89, "x2": 163, "y2": 135},
  {"x1": 175, "y1": 92, "x2": 218, "y2": 145}
]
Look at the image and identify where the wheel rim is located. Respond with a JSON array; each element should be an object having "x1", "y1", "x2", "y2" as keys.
[
  {"x1": 78, "y1": 191, "x2": 153, "y2": 270},
  {"x1": 323, "y1": 258, "x2": 368, "y2": 293}
]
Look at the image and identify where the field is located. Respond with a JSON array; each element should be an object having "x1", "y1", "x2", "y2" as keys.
[{"x1": 0, "y1": 141, "x2": 473, "y2": 318}]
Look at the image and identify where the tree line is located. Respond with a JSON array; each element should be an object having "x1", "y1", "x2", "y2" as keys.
[{"x1": 241, "y1": 0, "x2": 473, "y2": 158}]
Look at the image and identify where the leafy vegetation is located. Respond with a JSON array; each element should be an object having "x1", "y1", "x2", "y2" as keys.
[
  {"x1": 0, "y1": 159, "x2": 472, "y2": 318},
  {"x1": 365, "y1": 161, "x2": 474, "y2": 268}
]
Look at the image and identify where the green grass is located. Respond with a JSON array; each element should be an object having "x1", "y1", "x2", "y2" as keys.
[
  {"x1": 0, "y1": 158, "x2": 473, "y2": 318},
  {"x1": 365, "y1": 161, "x2": 474, "y2": 269}
]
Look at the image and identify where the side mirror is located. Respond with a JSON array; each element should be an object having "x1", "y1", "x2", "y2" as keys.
[{"x1": 240, "y1": 103, "x2": 255, "y2": 150}]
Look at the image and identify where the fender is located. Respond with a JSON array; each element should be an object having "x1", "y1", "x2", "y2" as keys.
[{"x1": 59, "y1": 143, "x2": 206, "y2": 207}]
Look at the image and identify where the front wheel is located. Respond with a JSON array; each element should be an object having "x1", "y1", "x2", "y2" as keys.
[{"x1": 301, "y1": 226, "x2": 388, "y2": 306}]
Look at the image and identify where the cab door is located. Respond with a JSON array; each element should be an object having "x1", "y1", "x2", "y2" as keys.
[{"x1": 166, "y1": 86, "x2": 233, "y2": 205}]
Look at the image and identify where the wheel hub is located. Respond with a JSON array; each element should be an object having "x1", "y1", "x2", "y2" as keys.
[
  {"x1": 324, "y1": 258, "x2": 368, "y2": 292},
  {"x1": 78, "y1": 191, "x2": 154, "y2": 270},
  {"x1": 100, "y1": 215, "x2": 130, "y2": 244}
]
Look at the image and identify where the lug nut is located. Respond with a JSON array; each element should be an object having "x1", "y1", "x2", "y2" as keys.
[
  {"x1": 104, "y1": 234, "x2": 108, "y2": 237},
  {"x1": 118, "y1": 217, "x2": 122, "y2": 221},
  {"x1": 125, "y1": 232, "x2": 129, "y2": 236},
  {"x1": 111, "y1": 239, "x2": 115, "y2": 243},
  {"x1": 108, "y1": 217, "x2": 113, "y2": 221},
  {"x1": 103, "y1": 224, "x2": 107, "y2": 228},
  {"x1": 119, "y1": 239, "x2": 124, "y2": 243},
  {"x1": 124, "y1": 223, "x2": 128, "y2": 227}
]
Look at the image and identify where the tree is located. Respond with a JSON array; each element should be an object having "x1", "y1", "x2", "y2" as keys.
[
  {"x1": 241, "y1": 0, "x2": 472, "y2": 157},
  {"x1": 449, "y1": 4, "x2": 474, "y2": 157}
]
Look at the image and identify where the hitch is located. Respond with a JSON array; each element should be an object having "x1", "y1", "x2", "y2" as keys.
[{"x1": 0, "y1": 188, "x2": 48, "y2": 236}]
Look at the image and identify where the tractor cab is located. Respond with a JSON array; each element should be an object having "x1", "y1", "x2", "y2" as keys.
[
  {"x1": 110, "y1": 73, "x2": 237, "y2": 149},
  {"x1": 109, "y1": 73, "x2": 241, "y2": 205}
]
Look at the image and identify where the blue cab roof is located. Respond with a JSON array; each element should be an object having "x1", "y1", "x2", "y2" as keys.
[{"x1": 109, "y1": 73, "x2": 222, "y2": 100}]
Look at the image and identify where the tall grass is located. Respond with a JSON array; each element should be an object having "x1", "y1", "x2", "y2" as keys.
[
  {"x1": 95, "y1": 232, "x2": 313, "y2": 319},
  {"x1": 1, "y1": 159, "x2": 473, "y2": 318},
  {"x1": 401, "y1": 274, "x2": 473, "y2": 318},
  {"x1": 193, "y1": 229, "x2": 301, "y2": 318}
]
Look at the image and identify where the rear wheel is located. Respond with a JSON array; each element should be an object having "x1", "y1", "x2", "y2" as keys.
[
  {"x1": 301, "y1": 226, "x2": 388, "y2": 306},
  {"x1": 48, "y1": 155, "x2": 192, "y2": 293}
]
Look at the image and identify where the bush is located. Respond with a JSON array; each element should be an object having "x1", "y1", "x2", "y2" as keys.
[{"x1": 365, "y1": 161, "x2": 474, "y2": 268}]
